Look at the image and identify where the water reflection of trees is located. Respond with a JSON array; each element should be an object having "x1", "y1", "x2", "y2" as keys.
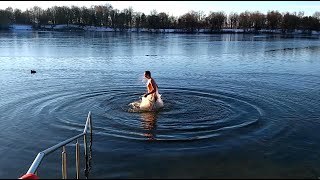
[{"x1": 140, "y1": 111, "x2": 159, "y2": 140}]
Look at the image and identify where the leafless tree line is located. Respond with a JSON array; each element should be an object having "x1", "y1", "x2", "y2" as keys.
[{"x1": 1, "y1": 4, "x2": 320, "y2": 33}]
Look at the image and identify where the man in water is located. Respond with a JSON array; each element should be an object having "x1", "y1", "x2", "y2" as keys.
[
  {"x1": 143, "y1": 70, "x2": 158, "y2": 102},
  {"x1": 139, "y1": 70, "x2": 163, "y2": 110}
]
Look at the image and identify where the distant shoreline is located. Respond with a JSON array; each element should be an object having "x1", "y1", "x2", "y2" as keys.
[{"x1": 6, "y1": 24, "x2": 320, "y2": 35}]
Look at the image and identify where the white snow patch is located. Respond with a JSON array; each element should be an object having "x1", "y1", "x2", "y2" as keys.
[{"x1": 10, "y1": 24, "x2": 33, "y2": 30}]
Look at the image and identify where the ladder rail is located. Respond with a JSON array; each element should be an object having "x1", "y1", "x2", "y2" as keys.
[{"x1": 24, "y1": 111, "x2": 92, "y2": 179}]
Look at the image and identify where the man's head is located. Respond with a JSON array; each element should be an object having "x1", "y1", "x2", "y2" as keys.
[{"x1": 144, "y1": 71, "x2": 151, "y2": 79}]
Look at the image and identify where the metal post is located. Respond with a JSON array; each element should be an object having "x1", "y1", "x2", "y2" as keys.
[
  {"x1": 89, "y1": 113, "x2": 92, "y2": 172},
  {"x1": 76, "y1": 139, "x2": 80, "y2": 179},
  {"x1": 62, "y1": 146, "x2": 67, "y2": 179},
  {"x1": 84, "y1": 134, "x2": 88, "y2": 179},
  {"x1": 90, "y1": 113, "x2": 92, "y2": 139}
]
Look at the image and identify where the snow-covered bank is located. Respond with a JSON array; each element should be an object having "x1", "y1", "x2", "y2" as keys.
[
  {"x1": 7, "y1": 24, "x2": 320, "y2": 35},
  {"x1": 9, "y1": 24, "x2": 33, "y2": 31},
  {"x1": 39, "y1": 24, "x2": 178, "y2": 33}
]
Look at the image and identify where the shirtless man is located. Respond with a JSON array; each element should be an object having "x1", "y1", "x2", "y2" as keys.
[{"x1": 143, "y1": 71, "x2": 158, "y2": 102}]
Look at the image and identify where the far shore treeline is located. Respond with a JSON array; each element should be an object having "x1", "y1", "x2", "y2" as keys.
[{"x1": 0, "y1": 4, "x2": 320, "y2": 33}]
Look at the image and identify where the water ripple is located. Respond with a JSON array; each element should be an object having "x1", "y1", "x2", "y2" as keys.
[{"x1": 3, "y1": 86, "x2": 266, "y2": 144}]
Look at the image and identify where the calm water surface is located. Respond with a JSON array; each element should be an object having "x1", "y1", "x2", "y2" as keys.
[{"x1": 0, "y1": 32, "x2": 320, "y2": 178}]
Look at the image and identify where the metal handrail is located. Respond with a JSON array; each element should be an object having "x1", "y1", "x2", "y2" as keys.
[{"x1": 24, "y1": 111, "x2": 92, "y2": 179}]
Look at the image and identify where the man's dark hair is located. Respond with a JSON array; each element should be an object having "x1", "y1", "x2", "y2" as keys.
[{"x1": 145, "y1": 71, "x2": 151, "y2": 77}]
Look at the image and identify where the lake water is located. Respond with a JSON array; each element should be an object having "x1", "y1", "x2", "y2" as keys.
[{"x1": 1, "y1": 32, "x2": 320, "y2": 178}]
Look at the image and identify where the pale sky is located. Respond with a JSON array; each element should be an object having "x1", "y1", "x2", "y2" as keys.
[{"x1": 0, "y1": 1, "x2": 319, "y2": 17}]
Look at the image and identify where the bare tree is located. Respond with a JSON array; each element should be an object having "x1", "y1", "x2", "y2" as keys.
[
  {"x1": 94, "y1": 5, "x2": 104, "y2": 27},
  {"x1": 103, "y1": 4, "x2": 113, "y2": 27},
  {"x1": 239, "y1": 11, "x2": 252, "y2": 32},
  {"x1": 133, "y1": 12, "x2": 141, "y2": 29},
  {"x1": 158, "y1": 12, "x2": 169, "y2": 29},
  {"x1": 206, "y1": 11, "x2": 226, "y2": 32},
  {"x1": 250, "y1": 11, "x2": 266, "y2": 31},
  {"x1": 110, "y1": 8, "x2": 118, "y2": 29},
  {"x1": 71, "y1": 5, "x2": 81, "y2": 24},
  {"x1": 0, "y1": 8, "x2": 14, "y2": 29},
  {"x1": 140, "y1": 13, "x2": 147, "y2": 28},
  {"x1": 313, "y1": 11, "x2": 320, "y2": 20},
  {"x1": 266, "y1": 10, "x2": 282, "y2": 30},
  {"x1": 38, "y1": 8, "x2": 51, "y2": 25},
  {"x1": 178, "y1": 10, "x2": 199, "y2": 33},
  {"x1": 281, "y1": 12, "x2": 299, "y2": 33},
  {"x1": 228, "y1": 12, "x2": 239, "y2": 29},
  {"x1": 168, "y1": 15, "x2": 177, "y2": 29},
  {"x1": 147, "y1": 9, "x2": 160, "y2": 29},
  {"x1": 301, "y1": 16, "x2": 320, "y2": 33},
  {"x1": 30, "y1": 6, "x2": 42, "y2": 25}
]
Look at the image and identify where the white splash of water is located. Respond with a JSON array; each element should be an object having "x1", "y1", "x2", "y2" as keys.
[{"x1": 128, "y1": 93, "x2": 164, "y2": 113}]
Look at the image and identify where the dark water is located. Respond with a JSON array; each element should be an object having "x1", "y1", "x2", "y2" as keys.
[{"x1": 1, "y1": 32, "x2": 320, "y2": 178}]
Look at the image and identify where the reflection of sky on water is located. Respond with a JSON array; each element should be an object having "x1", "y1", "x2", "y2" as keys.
[{"x1": 1, "y1": 32, "x2": 320, "y2": 178}]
